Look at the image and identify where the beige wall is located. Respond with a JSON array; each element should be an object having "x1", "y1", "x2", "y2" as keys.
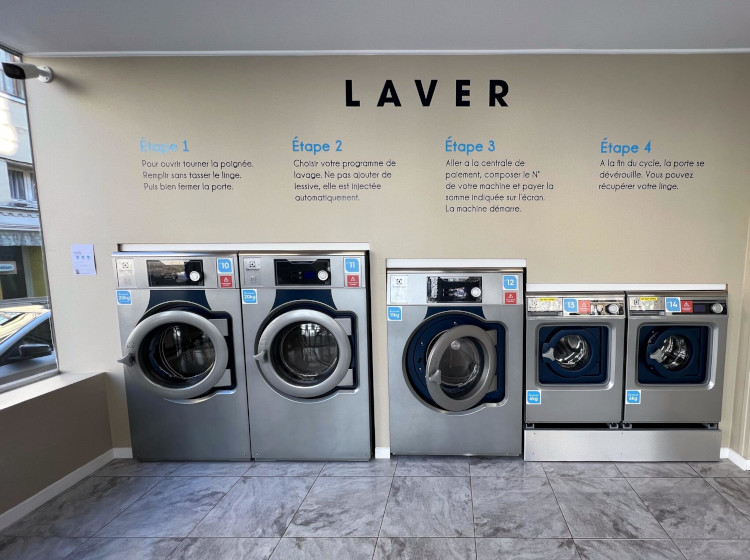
[
  {"x1": 0, "y1": 375, "x2": 112, "y2": 513},
  {"x1": 23, "y1": 54, "x2": 750, "y2": 451}
]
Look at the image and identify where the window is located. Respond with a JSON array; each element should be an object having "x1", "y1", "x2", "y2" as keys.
[
  {"x1": 7, "y1": 167, "x2": 36, "y2": 202},
  {"x1": 0, "y1": 49, "x2": 25, "y2": 99}
]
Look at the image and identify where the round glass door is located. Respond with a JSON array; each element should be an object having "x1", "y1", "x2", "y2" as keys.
[
  {"x1": 424, "y1": 324, "x2": 497, "y2": 412},
  {"x1": 649, "y1": 335, "x2": 690, "y2": 370},
  {"x1": 542, "y1": 334, "x2": 591, "y2": 370},
  {"x1": 255, "y1": 309, "x2": 352, "y2": 398},
  {"x1": 122, "y1": 310, "x2": 229, "y2": 399}
]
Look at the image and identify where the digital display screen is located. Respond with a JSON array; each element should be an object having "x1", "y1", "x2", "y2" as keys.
[{"x1": 693, "y1": 303, "x2": 706, "y2": 313}]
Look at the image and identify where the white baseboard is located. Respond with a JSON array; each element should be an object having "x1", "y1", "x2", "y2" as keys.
[
  {"x1": 0, "y1": 448, "x2": 118, "y2": 532},
  {"x1": 375, "y1": 446, "x2": 391, "y2": 459},
  {"x1": 113, "y1": 447, "x2": 133, "y2": 459},
  {"x1": 723, "y1": 447, "x2": 750, "y2": 471}
]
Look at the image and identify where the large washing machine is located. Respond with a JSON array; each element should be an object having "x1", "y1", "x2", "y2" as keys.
[
  {"x1": 240, "y1": 251, "x2": 372, "y2": 460},
  {"x1": 386, "y1": 259, "x2": 524, "y2": 456},
  {"x1": 525, "y1": 292, "x2": 625, "y2": 425},
  {"x1": 113, "y1": 252, "x2": 251, "y2": 460},
  {"x1": 624, "y1": 290, "x2": 728, "y2": 424}
]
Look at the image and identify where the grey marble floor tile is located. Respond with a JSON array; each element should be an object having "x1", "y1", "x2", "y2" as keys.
[
  {"x1": 629, "y1": 477, "x2": 750, "y2": 539},
  {"x1": 380, "y1": 477, "x2": 473, "y2": 537},
  {"x1": 394, "y1": 456, "x2": 470, "y2": 476},
  {"x1": 706, "y1": 477, "x2": 750, "y2": 516},
  {"x1": 550, "y1": 478, "x2": 666, "y2": 539},
  {"x1": 286, "y1": 477, "x2": 392, "y2": 537},
  {"x1": 4, "y1": 476, "x2": 161, "y2": 537},
  {"x1": 375, "y1": 537, "x2": 476, "y2": 560},
  {"x1": 67, "y1": 537, "x2": 183, "y2": 560},
  {"x1": 170, "y1": 462, "x2": 251, "y2": 477},
  {"x1": 615, "y1": 462, "x2": 699, "y2": 478},
  {"x1": 320, "y1": 460, "x2": 397, "y2": 477},
  {"x1": 245, "y1": 462, "x2": 325, "y2": 477},
  {"x1": 688, "y1": 459, "x2": 750, "y2": 478},
  {"x1": 94, "y1": 460, "x2": 182, "y2": 477},
  {"x1": 97, "y1": 476, "x2": 238, "y2": 537},
  {"x1": 575, "y1": 539, "x2": 684, "y2": 560},
  {"x1": 168, "y1": 538, "x2": 279, "y2": 559},
  {"x1": 472, "y1": 477, "x2": 570, "y2": 538},
  {"x1": 674, "y1": 539, "x2": 750, "y2": 560},
  {"x1": 191, "y1": 477, "x2": 315, "y2": 537},
  {"x1": 470, "y1": 457, "x2": 546, "y2": 477},
  {"x1": 272, "y1": 537, "x2": 377, "y2": 559},
  {"x1": 475, "y1": 538, "x2": 579, "y2": 560},
  {"x1": 0, "y1": 536, "x2": 85, "y2": 560},
  {"x1": 543, "y1": 462, "x2": 622, "y2": 478}
]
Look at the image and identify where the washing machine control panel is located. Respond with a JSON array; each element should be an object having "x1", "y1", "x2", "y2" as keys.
[
  {"x1": 146, "y1": 259, "x2": 205, "y2": 287},
  {"x1": 275, "y1": 259, "x2": 331, "y2": 286},
  {"x1": 628, "y1": 295, "x2": 728, "y2": 315},
  {"x1": 527, "y1": 296, "x2": 624, "y2": 316},
  {"x1": 427, "y1": 276, "x2": 482, "y2": 303}
]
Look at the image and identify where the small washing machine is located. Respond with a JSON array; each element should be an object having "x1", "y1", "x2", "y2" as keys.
[
  {"x1": 525, "y1": 292, "x2": 625, "y2": 425},
  {"x1": 624, "y1": 291, "x2": 728, "y2": 424},
  {"x1": 387, "y1": 259, "x2": 524, "y2": 456},
  {"x1": 240, "y1": 251, "x2": 372, "y2": 460},
  {"x1": 113, "y1": 252, "x2": 251, "y2": 460}
]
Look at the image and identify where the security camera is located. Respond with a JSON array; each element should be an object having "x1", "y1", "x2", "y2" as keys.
[{"x1": 2, "y1": 62, "x2": 54, "y2": 83}]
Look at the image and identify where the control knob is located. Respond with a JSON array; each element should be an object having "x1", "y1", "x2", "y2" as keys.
[
  {"x1": 317, "y1": 270, "x2": 329, "y2": 281},
  {"x1": 189, "y1": 271, "x2": 201, "y2": 282},
  {"x1": 711, "y1": 303, "x2": 724, "y2": 314},
  {"x1": 606, "y1": 303, "x2": 619, "y2": 315},
  {"x1": 470, "y1": 287, "x2": 482, "y2": 298}
]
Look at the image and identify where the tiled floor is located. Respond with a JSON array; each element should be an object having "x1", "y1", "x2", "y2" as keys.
[{"x1": 2, "y1": 458, "x2": 750, "y2": 559}]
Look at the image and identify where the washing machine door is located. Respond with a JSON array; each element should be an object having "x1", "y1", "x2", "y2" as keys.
[
  {"x1": 254, "y1": 308, "x2": 353, "y2": 398},
  {"x1": 639, "y1": 326, "x2": 709, "y2": 384},
  {"x1": 120, "y1": 310, "x2": 229, "y2": 400},
  {"x1": 424, "y1": 324, "x2": 497, "y2": 412}
]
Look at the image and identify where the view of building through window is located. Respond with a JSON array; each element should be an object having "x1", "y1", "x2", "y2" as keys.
[{"x1": 0, "y1": 44, "x2": 56, "y2": 391}]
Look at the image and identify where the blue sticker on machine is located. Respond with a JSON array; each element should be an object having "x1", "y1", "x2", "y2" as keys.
[
  {"x1": 503, "y1": 275, "x2": 518, "y2": 290},
  {"x1": 242, "y1": 289, "x2": 258, "y2": 304},
  {"x1": 626, "y1": 390, "x2": 641, "y2": 405},
  {"x1": 344, "y1": 258, "x2": 360, "y2": 273},
  {"x1": 665, "y1": 297, "x2": 681, "y2": 313},
  {"x1": 387, "y1": 306, "x2": 402, "y2": 321},
  {"x1": 563, "y1": 298, "x2": 578, "y2": 313},
  {"x1": 116, "y1": 290, "x2": 132, "y2": 305},
  {"x1": 217, "y1": 258, "x2": 233, "y2": 274},
  {"x1": 526, "y1": 390, "x2": 541, "y2": 405}
]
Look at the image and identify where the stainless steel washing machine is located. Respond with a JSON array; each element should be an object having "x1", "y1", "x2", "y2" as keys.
[
  {"x1": 113, "y1": 252, "x2": 251, "y2": 460},
  {"x1": 386, "y1": 259, "x2": 524, "y2": 456},
  {"x1": 525, "y1": 292, "x2": 625, "y2": 425},
  {"x1": 624, "y1": 290, "x2": 728, "y2": 424},
  {"x1": 240, "y1": 251, "x2": 372, "y2": 460}
]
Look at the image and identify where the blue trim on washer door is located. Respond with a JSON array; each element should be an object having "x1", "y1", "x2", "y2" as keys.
[
  {"x1": 538, "y1": 326, "x2": 608, "y2": 384},
  {"x1": 638, "y1": 325, "x2": 709, "y2": 384},
  {"x1": 147, "y1": 289, "x2": 210, "y2": 311},
  {"x1": 405, "y1": 309, "x2": 505, "y2": 408}
]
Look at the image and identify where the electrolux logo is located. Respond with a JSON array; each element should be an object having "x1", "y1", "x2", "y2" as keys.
[{"x1": 345, "y1": 79, "x2": 509, "y2": 107}]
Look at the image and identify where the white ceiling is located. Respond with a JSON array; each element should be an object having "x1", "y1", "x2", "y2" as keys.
[{"x1": 0, "y1": 0, "x2": 748, "y2": 56}]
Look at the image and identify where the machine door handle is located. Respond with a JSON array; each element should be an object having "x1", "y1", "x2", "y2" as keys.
[
  {"x1": 117, "y1": 353, "x2": 135, "y2": 367},
  {"x1": 541, "y1": 348, "x2": 556, "y2": 362},
  {"x1": 649, "y1": 348, "x2": 666, "y2": 363},
  {"x1": 428, "y1": 369, "x2": 441, "y2": 383},
  {"x1": 253, "y1": 350, "x2": 267, "y2": 363}
]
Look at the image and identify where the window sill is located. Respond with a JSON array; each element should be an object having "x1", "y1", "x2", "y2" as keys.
[{"x1": 0, "y1": 371, "x2": 102, "y2": 411}]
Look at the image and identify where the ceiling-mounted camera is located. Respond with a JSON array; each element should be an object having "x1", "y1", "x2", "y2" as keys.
[{"x1": 2, "y1": 62, "x2": 54, "y2": 83}]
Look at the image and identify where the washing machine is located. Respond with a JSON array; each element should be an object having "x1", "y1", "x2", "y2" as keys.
[
  {"x1": 386, "y1": 259, "x2": 524, "y2": 456},
  {"x1": 240, "y1": 251, "x2": 372, "y2": 460},
  {"x1": 113, "y1": 252, "x2": 251, "y2": 460},
  {"x1": 525, "y1": 292, "x2": 625, "y2": 425},
  {"x1": 624, "y1": 291, "x2": 728, "y2": 424}
]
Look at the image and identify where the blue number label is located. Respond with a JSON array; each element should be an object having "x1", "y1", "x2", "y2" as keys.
[
  {"x1": 503, "y1": 275, "x2": 518, "y2": 290},
  {"x1": 116, "y1": 290, "x2": 132, "y2": 305},
  {"x1": 344, "y1": 258, "x2": 360, "y2": 273},
  {"x1": 626, "y1": 390, "x2": 641, "y2": 405},
  {"x1": 387, "y1": 306, "x2": 402, "y2": 321},
  {"x1": 563, "y1": 298, "x2": 578, "y2": 313},
  {"x1": 217, "y1": 258, "x2": 233, "y2": 273},
  {"x1": 526, "y1": 390, "x2": 541, "y2": 405},
  {"x1": 665, "y1": 297, "x2": 681, "y2": 313},
  {"x1": 242, "y1": 289, "x2": 258, "y2": 304}
]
